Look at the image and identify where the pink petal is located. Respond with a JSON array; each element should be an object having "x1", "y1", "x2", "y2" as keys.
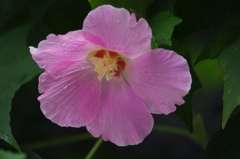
[
  {"x1": 83, "y1": 5, "x2": 152, "y2": 58},
  {"x1": 38, "y1": 60, "x2": 102, "y2": 127},
  {"x1": 126, "y1": 49, "x2": 192, "y2": 115},
  {"x1": 30, "y1": 30, "x2": 100, "y2": 73},
  {"x1": 87, "y1": 77, "x2": 153, "y2": 146}
]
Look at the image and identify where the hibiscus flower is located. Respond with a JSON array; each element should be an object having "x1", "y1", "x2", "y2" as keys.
[{"x1": 29, "y1": 5, "x2": 191, "y2": 146}]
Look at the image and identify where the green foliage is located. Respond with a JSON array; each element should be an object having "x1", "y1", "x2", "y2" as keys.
[
  {"x1": 0, "y1": 24, "x2": 42, "y2": 151},
  {"x1": 0, "y1": 0, "x2": 91, "y2": 153},
  {"x1": 219, "y1": 39, "x2": 240, "y2": 128},
  {"x1": 149, "y1": 11, "x2": 182, "y2": 46},
  {"x1": 173, "y1": 0, "x2": 230, "y2": 38},
  {"x1": 88, "y1": 0, "x2": 154, "y2": 18},
  {"x1": 151, "y1": 36, "x2": 158, "y2": 50},
  {"x1": 204, "y1": 112, "x2": 240, "y2": 159},
  {"x1": 194, "y1": 1, "x2": 240, "y2": 128},
  {"x1": 25, "y1": 152, "x2": 42, "y2": 159},
  {"x1": 175, "y1": 54, "x2": 201, "y2": 133},
  {"x1": 196, "y1": 3, "x2": 240, "y2": 63},
  {"x1": 1, "y1": 0, "x2": 239, "y2": 158},
  {"x1": 0, "y1": 149, "x2": 26, "y2": 159},
  {"x1": 0, "y1": 0, "x2": 27, "y2": 29},
  {"x1": 147, "y1": 0, "x2": 176, "y2": 19},
  {"x1": 183, "y1": 30, "x2": 224, "y2": 88},
  {"x1": 27, "y1": 0, "x2": 58, "y2": 20},
  {"x1": 40, "y1": 0, "x2": 91, "y2": 34}
]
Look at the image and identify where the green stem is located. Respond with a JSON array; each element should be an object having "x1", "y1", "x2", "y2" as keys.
[
  {"x1": 21, "y1": 133, "x2": 93, "y2": 150},
  {"x1": 153, "y1": 124, "x2": 199, "y2": 144},
  {"x1": 192, "y1": 114, "x2": 208, "y2": 149},
  {"x1": 153, "y1": 114, "x2": 208, "y2": 150},
  {"x1": 85, "y1": 137, "x2": 103, "y2": 159},
  {"x1": 21, "y1": 117, "x2": 207, "y2": 152}
]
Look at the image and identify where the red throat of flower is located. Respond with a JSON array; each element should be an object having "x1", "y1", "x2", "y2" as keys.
[{"x1": 90, "y1": 49, "x2": 126, "y2": 81}]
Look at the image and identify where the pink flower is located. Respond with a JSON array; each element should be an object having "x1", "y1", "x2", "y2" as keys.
[{"x1": 29, "y1": 5, "x2": 191, "y2": 146}]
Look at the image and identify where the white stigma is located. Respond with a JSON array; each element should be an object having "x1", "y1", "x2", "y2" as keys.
[{"x1": 92, "y1": 54, "x2": 118, "y2": 81}]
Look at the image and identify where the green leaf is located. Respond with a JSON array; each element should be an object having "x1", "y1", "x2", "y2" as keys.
[
  {"x1": 88, "y1": 0, "x2": 154, "y2": 18},
  {"x1": 25, "y1": 151, "x2": 42, "y2": 159},
  {"x1": 27, "y1": 0, "x2": 58, "y2": 21},
  {"x1": 151, "y1": 36, "x2": 158, "y2": 50},
  {"x1": 0, "y1": 0, "x2": 27, "y2": 26},
  {"x1": 173, "y1": 0, "x2": 230, "y2": 38},
  {"x1": 147, "y1": 0, "x2": 176, "y2": 19},
  {"x1": 41, "y1": 0, "x2": 91, "y2": 34},
  {"x1": 195, "y1": 3, "x2": 240, "y2": 64},
  {"x1": 0, "y1": 149, "x2": 26, "y2": 159},
  {"x1": 149, "y1": 11, "x2": 182, "y2": 46},
  {"x1": 175, "y1": 54, "x2": 201, "y2": 133},
  {"x1": 0, "y1": 24, "x2": 42, "y2": 151},
  {"x1": 0, "y1": 0, "x2": 29, "y2": 35},
  {"x1": 88, "y1": 0, "x2": 104, "y2": 9},
  {"x1": 204, "y1": 112, "x2": 240, "y2": 159},
  {"x1": 183, "y1": 30, "x2": 224, "y2": 88},
  {"x1": 219, "y1": 39, "x2": 240, "y2": 128}
]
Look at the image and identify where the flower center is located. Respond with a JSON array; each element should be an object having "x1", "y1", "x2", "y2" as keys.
[
  {"x1": 89, "y1": 49, "x2": 126, "y2": 81},
  {"x1": 93, "y1": 54, "x2": 118, "y2": 81}
]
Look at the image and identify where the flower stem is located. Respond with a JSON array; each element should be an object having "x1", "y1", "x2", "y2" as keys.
[
  {"x1": 85, "y1": 137, "x2": 103, "y2": 159},
  {"x1": 21, "y1": 133, "x2": 93, "y2": 150},
  {"x1": 153, "y1": 115, "x2": 208, "y2": 150},
  {"x1": 153, "y1": 124, "x2": 199, "y2": 144},
  {"x1": 192, "y1": 114, "x2": 208, "y2": 149}
]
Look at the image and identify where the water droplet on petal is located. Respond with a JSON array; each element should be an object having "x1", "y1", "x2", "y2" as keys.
[
  {"x1": 53, "y1": 73, "x2": 62, "y2": 79},
  {"x1": 42, "y1": 109, "x2": 46, "y2": 115},
  {"x1": 161, "y1": 101, "x2": 167, "y2": 107},
  {"x1": 86, "y1": 23, "x2": 91, "y2": 28},
  {"x1": 144, "y1": 70, "x2": 150, "y2": 74},
  {"x1": 40, "y1": 63, "x2": 47, "y2": 68},
  {"x1": 63, "y1": 84, "x2": 68, "y2": 89},
  {"x1": 40, "y1": 76, "x2": 46, "y2": 82},
  {"x1": 116, "y1": 19, "x2": 120, "y2": 23},
  {"x1": 148, "y1": 75, "x2": 154, "y2": 81},
  {"x1": 92, "y1": 21, "x2": 95, "y2": 25},
  {"x1": 131, "y1": 23, "x2": 136, "y2": 28},
  {"x1": 73, "y1": 122, "x2": 78, "y2": 126},
  {"x1": 61, "y1": 42, "x2": 68, "y2": 47},
  {"x1": 48, "y1": 42, "x2": 55, "y2": 45}
]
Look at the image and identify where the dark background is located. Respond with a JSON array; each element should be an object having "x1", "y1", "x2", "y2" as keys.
[{"x1": 1, "y1": 0, "x2": 239, "y2": 158}]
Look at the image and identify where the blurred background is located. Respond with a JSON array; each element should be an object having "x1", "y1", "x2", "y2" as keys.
[{"x1": 1, "y1": 0, "x2": 238, "y2": 158}]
